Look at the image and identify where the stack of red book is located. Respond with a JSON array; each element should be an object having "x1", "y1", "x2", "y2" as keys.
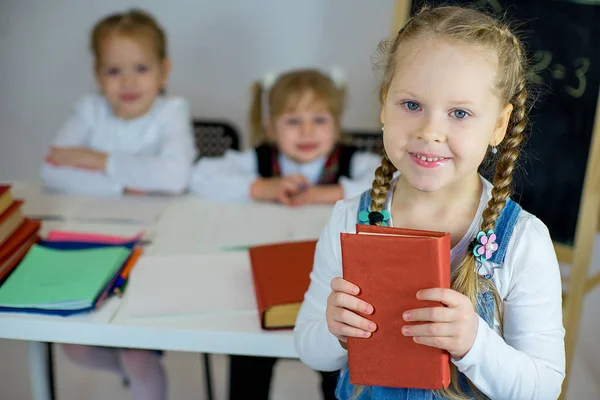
[{"x1": 0, "y1": 185, "x2": 41, "y2": 282}]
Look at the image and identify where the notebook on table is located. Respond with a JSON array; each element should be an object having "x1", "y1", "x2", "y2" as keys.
[{"x1": 0, "y1": 245, "x2": 131, "y2": 316}]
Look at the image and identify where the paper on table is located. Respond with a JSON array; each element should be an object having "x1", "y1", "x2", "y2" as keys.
[
  {"x1": 151, "y1": 199, "x2": 331, "y2": 255},
  {"x1": 286, "y1": 204, "x2": 335, "y2": 241},
  {"x1": 47, "y1": 230, "x2": 144, "y2": 244},
  {"x1": 122, "y1": 252, "x2": 257, "y2": 318},
  {"x1": 71, "y1": 196, "x2": 171, "y2": 223},
  {"x1": 9, "y1": 182, "x2": 84, "y2": 220},
  {"x1": 0, "y1": 245, "x2": 130, "y2": 309},
  {"x1": 149, "y1": 198, "x2": 211, "y2": 254},
  {"x1": 199, "y1": 203, "x2": 294, "y2": 249},
  {"x1": 7, "y1": 182, "x2": 170, "y2": 223}
]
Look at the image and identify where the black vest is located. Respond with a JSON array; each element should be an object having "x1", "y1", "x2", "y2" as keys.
[{"x1": 254, "y1": 144, "x2": 356, "y2": 184}]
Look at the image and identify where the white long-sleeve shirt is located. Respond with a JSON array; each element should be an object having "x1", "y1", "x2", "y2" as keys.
[
  {"x1": 294, "y1": 177, "x2": 565, "y2": 400},
  {"x1": 189, "y1": 148, "x2": 382, "y2": 201},
  {"x1": 41, "y1": 94, "x2": 197, "y2": 196}
]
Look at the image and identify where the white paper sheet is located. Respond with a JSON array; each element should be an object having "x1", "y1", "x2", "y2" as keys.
[
  {"x1": 7, "y1": 182, "x2": 171, "y2": 223},
  {"x1": 122, "y1": 253, "x2": 257, "y2": 318},
  {"x1": 9, "y1": 182, "x2": 84, "y2": 220},
  {"x1": 72, "y1": 196, "x2": 170, "y2": 223},
  {"x1": 151, "y1": 199, "x2": 334, "y2": 254}
]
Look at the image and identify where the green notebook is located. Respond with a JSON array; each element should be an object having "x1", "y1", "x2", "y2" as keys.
[{"x1": 0, "y1": 245, "x2": 130, "y2": 310}]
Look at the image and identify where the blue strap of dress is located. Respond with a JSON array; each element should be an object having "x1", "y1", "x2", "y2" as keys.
[{"x1": 356, "y1": 190, "x2": 521, "y2": 265}]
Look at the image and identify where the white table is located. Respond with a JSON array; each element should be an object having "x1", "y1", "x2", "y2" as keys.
[
  {"x1": 2, "y1": 281, "x2": 295, "y2": 400},
  {"x1": 0, "y1": 183, "x2": 334, "y2": 400},
  {"x1": 1, "y1": 294, "x2": 296, "y2": 358}
]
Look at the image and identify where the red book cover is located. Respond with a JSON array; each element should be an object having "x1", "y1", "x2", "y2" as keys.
[
  {"x1": 0, "y1": 219, "x2": 41, "y2": 281},
  {"x1": 341, "y1": 224, "x2": 451, "y2": 389},
  {"x1": 0, "y1": 200, "x2": 24, "y2": 246},
  {"x1": 249, "y1": 240, "x2": 317, "y2": 329},
  {"x1": 0, "y1": 186, "x2": 12, "y2": 218}
]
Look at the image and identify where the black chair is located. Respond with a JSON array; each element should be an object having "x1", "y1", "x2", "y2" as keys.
[
  {"x1": 343, "y1": 130, "x2": 384, "y2": 155},
  {"x1": 193, "y1": 119, "x2": 241, "y2": 160}
]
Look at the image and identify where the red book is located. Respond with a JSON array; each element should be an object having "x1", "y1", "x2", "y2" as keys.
[
  {"x1": 341, "y1": 224, "x2": 451, "y2": 390},
  {"x1": 0, "y1": 200, "x2": 24, "y2": 247},
  {"x1": 249, "y1": 240, "x2": 317, "y2": 329},
  {"x1": 0, "y1": 186, "x2": 12, "y2": 216},
  {"x1": 0, "y1": 219, "x2": 41, "y2": 281}
]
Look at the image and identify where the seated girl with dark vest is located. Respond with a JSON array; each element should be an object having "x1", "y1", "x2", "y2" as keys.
[{"x1": 189, "y1": 68, "x2": 381, "y2": 206}]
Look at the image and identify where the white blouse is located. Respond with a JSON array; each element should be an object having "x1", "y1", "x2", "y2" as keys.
[
  {"x1": 189, "y1": 148, "x2": 383, "y2": 201},
  {"x1": 41, "y1": 94, "x2": 196, "y2": 196}
]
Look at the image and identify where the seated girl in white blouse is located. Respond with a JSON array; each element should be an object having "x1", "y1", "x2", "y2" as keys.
[
  {"x1": 41, "y1": 9, "x2": 195, "y2": 197},
  {"x1": 40, "y1": 9, "x2": 194, "y2": 400},
  {"x1": 189, "y1": 68, "x2": 381, "y2": 206}
]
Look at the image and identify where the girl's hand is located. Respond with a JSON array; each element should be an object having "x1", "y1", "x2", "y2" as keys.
[
  {"x1": 290, "y1": 184, "x2": 344, "y2": 206},
  {"x1": 250, "y1": 174, "x2": 309, "y2": 205},
  {"x1": 45, "y1": 147, "x2": 107, "y2": 171},
  {"x1": 326, "y1": 277, "x2": 377, "y2": 347},
  {"x1": 401, "y1": 288, "x2": 479, "y2": 359},
  {"x1": 124, "y1": 188, "x2": 148, "y2": 196}
]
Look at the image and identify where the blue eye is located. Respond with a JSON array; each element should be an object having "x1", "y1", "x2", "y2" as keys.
[
  {"x1": 451, "y1": 109, "x2": 469, "y2": 119},
  {"x1": 286, "y1": 118, "x2": 301, "y2": 126},
  {"x1": 314, "y1": 117, "x2": 328, "y2": 124},
  {"x1": 136, "y1": 64, "x2": 149, "y2": 73},
  {"x1": 106, "y1": 67, "x2": 120, "y2": 76},
  {"x1": 404, "y1": 101, "x2": 421, "y2": 111}
]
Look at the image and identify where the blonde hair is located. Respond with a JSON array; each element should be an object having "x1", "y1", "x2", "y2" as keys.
[
  {"x1": 367, "y1": 5, "x2": 529, "y2": 400},
  {"x1": 249, "y1": 69, "x2": 346, "y2": 145},
  {"x1": 91, "y1": 9, "x2": 167, "y2": 70}
]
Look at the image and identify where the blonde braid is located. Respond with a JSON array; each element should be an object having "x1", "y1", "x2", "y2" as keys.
[
  {"x1": 481, "y1": 28, "x2": 528, "y2": 232},
  {"x1": 369, "y1": 154, "x2": 398, "y2": 217}
]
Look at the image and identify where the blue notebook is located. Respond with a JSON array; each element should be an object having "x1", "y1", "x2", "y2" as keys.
[{"x1": 37, "y1": 239, "x2": 137, "y2": 251}]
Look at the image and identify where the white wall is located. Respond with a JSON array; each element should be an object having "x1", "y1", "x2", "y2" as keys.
[{"x1": 0, "y1": 0, "x2": 395, "y2": 182}]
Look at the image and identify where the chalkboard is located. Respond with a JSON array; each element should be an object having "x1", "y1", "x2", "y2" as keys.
[{"x1": 409, "y1": 0, "x2": 600, "y2": 245}]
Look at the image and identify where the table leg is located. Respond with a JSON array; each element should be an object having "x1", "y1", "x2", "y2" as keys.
[
  {"x1": 202, "y1": 353, "x2": 214, "y2": 400},
  {"x1": 28, "y1": 341, "x2": 55, "y2": 400}
]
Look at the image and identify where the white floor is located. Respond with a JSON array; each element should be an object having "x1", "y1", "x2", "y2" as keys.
[{"x1": 0, "y1": 283, "x2": 598, "y2": 400}]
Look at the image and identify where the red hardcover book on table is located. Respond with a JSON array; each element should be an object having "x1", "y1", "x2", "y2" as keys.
[
  {"x1": 341, "y1": 224, "x2": 451, "y2": 390},
  {"x1": 249, "y1": 240, "x2": 317, "y2": 330}
]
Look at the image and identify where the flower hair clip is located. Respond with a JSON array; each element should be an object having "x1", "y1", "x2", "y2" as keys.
[
  {"x1": 472, "y1": 230, "x2": 498, "y2": 262},
  {"x1": 359, "y1": 210, "x2": 390, "y2": 226}
]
